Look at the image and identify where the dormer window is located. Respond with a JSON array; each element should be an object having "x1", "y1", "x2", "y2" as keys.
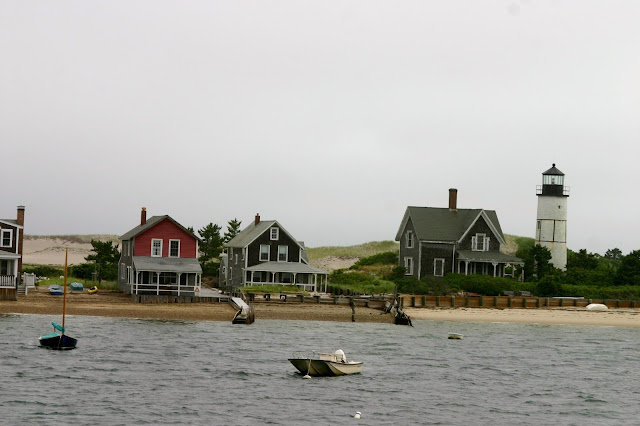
[
  {"x1": 1, "y1": 229, "x2": 12, "y2": 247},
  {"x1": 270, "y1": 227, "x2": 279, "y2": 240},
  {"x1": 472, "y1": 233, "x2": 490, "y2": 252},
  {"x1": 151, "y1": 239, "x2": 162, "y2": 257},
  {"x1": 406, "y1": 231, "x2": 414, "y2": 248}
]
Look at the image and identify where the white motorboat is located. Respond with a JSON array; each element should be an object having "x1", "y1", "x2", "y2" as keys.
[{"x1": 289, "y1": 350, "x2": 363, "y2": 377}]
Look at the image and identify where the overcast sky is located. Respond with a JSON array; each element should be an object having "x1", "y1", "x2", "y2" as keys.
[{"x1": 2, "y1": 1, "x2": 639, "y2": 255}]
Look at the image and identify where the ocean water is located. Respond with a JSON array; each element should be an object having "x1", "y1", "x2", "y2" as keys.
[{"x1": 1, "y1": 314, "x2": 638, "y2": 425}]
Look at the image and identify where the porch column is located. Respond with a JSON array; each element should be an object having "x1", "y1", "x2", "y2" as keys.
[
  {"x1": 464, "y1": 261, "x2": 469, "y2": 275},
  {"x1": 293, "y1": 272, "x2": 297, "y2": 287},
  {"x1": 492, "y1": 262, "x2": 498, "y2": 277},
  {"x1": 156, "y1": 272, "x2": 160, "y2": 295},
  {"x1": 249, "y1": 271, "x2": 253, "y2": 286},
  {"x1": 177, "y1": 273, "x2": 182, "y2": 296}
]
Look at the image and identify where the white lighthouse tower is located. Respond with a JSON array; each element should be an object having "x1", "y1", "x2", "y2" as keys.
[{"x1": 535, "y1": 164, "x2": 569, "y2": 270}]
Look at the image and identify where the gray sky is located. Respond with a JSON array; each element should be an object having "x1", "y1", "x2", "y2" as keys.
[{"x1": 2, "y1": 1, "x2": 639, "y2": 255}]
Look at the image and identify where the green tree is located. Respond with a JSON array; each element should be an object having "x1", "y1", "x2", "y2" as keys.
[
  {"x1": 223, "y1": 219, "x2": 242, "y2": 243},
  {"x1": 604, "y1": 248, "x2": 623, "y2": 260},
  {"x1": 198, "y1": 223, "x2": 224, "y2": 272},
  {"x1": 567, "y1": 249, "x2": 599, "y2": 270},
  {"x1": 85, "y1": 239, "x2": 120, "y2": 284},
  {"x1": 523, "y1": 244, "x2": 554, "y2": 281},
  {"x1": 614, "y1": 250, "x2": 640, "y2": 286}
]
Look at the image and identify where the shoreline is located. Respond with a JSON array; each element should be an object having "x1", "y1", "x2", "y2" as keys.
[{"x1": 2, "y1": 288, "x2": 639, "y2": 327}]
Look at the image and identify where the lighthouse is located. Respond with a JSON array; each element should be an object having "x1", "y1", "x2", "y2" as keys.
[{"x1": 535, "y1": 164, "x2": 569, "y2": 270}]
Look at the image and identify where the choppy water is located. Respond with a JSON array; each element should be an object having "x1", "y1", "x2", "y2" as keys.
[{"x1": 1, "y1": 314, "x2": 639, "y2": 425}]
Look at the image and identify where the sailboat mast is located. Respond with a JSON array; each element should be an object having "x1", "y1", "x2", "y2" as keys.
[{"x1": 62, "y1": 248, "x2": 68, "y2": 329}]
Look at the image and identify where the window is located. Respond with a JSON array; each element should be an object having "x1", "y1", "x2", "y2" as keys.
[
  {"x1": 406, "y1": 231, "x2": 414, "y2": 248},
  {"x1": 278, "y1": 245, "x2": 288, "y2": 262},
  {"x1": 260, "y1": 244, "x2": 270, "y2": 261},
  {"x1": 122, "y1": 240, "x2": 129, "y2": 256},
  {"x1": 270, "y1": 227, "x2": 279, "y2": 240},
  {"x1": 169, "y1": 240, "x2": 180, "y2": 258},
  {"x1": 1, "y1": 230, "x2": 12, "y2": 247},
  {"x1": 120, "y1": 263, "x2": 126, "y2": 279},
  {"x1": 472, "y1": 233, "x2": 489, "y2": 252},
  {"x1": 235, "y1": 254, "x2": 238, "y2": 264},
  {"x1": 159, "y1": 272, "x2": 177, "y2": 285},
  {"x1": 434, "y1": 258, "x2": 445, "y2": 277},
  {"x1": 404, "y1": 257, "x2": 413, "y2": 275},
  {"x1": 151, "y1": 239, "x2": 162, "y2": 257}
]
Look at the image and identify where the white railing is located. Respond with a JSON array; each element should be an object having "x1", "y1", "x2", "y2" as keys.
[
  {"x1": 132, "y1": 282, "x2": 200, "y2": 295},
  {"x1": 0, "y1": 275, "x2": 16, "y2": 288}
]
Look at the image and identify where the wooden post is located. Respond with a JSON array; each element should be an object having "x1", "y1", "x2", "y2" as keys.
[
  {"x1": 479, "y1": 296, "x2": 484, "y2": 307},
  {"x1": 508, "y1": 297, "x2": 512, "y2": 308},
  {"x1": 494, "y1": 296, "x2": 498, "y2": 307},
  {"x1": 451, "y1": 296, "x2": 455, "y2": 308},
  {"x1": 436, "y1": 296, "x2": 441, "y2": 307}
]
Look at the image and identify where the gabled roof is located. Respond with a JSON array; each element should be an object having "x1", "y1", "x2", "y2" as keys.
[
  {"x1": 120, "y1": 215, "x2": 198, "y2": 241},
  {"x1": 395, "y1": 207, "x2": 505, "y2": 244},
  {"x1": 0, "y1": 219, "x2": 21, "y2": 228},
  {"x1": 226, "y1": 219, "x2": 304, "y2": 251}
]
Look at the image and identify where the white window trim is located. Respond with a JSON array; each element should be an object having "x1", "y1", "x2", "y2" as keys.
[
  {"x1": 260, "y1": 244, "x2": 270, "y2": 261},
  {"x1": 434, "y1": 258, "x2": 445, "y2": 277},
  {"x1": 404, "y1": 257, "x2": 413, "y2": 275},
  {"x1": 472, "y1": 233, "x2": 489, "y2": 252},
  {"x1": 1, "y1": 229, "x2": 12, "y2": 248},
  {"x1": 406, "y1": 231, "x2": 414, "y2": 249},
  {"x1": 169, "y1": 239, "x2": 180, "y2": 258},
  {"x1": 151, "y1": 239, "x2": 163, "y2": 257},
  {"x1": 278, "y1": 245, "x2": 288, "y2": 262},
  {"x1": 270, "y1": 227, "x2": 279, "y2": 240}
]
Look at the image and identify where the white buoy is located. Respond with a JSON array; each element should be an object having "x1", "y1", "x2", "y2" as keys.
[{"x1": 354, "y1": 411, "x2": 361, "y2": 419}]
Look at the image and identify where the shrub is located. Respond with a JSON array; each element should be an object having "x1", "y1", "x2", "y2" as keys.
[
  {"x1": 22, "y1": 265, "x2": 63, "y2": 278},
  {"x1": 351, "y1": 251, "x2": 398, "y2": 269},
  {"x1": 443, "y1": 274, "x2": 515, "y2": 296},
  {"x1": 69, "y1": 263, "x2": 96, "y2": 279}
]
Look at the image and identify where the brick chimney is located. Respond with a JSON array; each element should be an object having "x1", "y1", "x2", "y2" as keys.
[
  {"x1": 255, "y1": 213, "x2": 260, "y2": 226},
  {"x1": 141, "y1": 207, "x2": 147, "y2": 225},
  {"x1": 17, "y1": 206, "x2": 25, "y2": 274},
  {"x1": 449, "y1": 188, "x2": 458, "y2": 211}
]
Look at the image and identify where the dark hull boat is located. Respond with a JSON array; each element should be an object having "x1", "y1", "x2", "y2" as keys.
[
  {"x1": 39, "y1": 330, "x2": 78, "y2": 350},
  {"x1": 39, "y1": 249, "x2": 78, "y2": 350}
]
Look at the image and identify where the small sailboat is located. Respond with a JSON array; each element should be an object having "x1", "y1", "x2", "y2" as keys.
[{"x1": 39, "y1": 249, "x2": 77, "y2": 350}]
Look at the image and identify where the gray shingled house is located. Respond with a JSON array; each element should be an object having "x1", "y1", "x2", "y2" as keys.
[
  {"x1": 220, "y1": 214, "x2": 328, "y2": 292},
  {"x1": 395, "y1": 189, "x2": 523, "y2": 279}
]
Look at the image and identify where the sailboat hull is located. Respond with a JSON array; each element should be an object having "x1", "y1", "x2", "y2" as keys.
[{"x1": 39, "y1": 333, "x2": 77, "y2": 350}]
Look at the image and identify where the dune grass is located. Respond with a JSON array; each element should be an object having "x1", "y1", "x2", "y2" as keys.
[{"x1": 306, "y1": 241, "x2": 399, "y2": 260}]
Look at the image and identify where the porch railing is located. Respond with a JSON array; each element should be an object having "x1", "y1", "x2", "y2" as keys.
[
  {"x1": 132, "y1": 282, "x2": 200, "y2": 295},
  {"x1": 0, "y1": 275, "x2": 16, "y2": 288}
]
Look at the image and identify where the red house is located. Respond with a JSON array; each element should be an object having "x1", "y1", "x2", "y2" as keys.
[{"x1": 118, "y1": 208, "x2": 202, "y2": 295}]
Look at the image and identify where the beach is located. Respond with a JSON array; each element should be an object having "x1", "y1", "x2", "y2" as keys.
[
  {"x1": 2, "y1": 287, "x2": 640, "y2": 327},
  {"x1": 404, "y1": 306, "x2": 640, "y2": 328}
]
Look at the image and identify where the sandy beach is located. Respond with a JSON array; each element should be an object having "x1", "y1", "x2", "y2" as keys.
[
  {"x1": 404, "y1": 307, "x2": 640, "y2": 328},
  {"x1": 0, "y1": 287, "x2": 394, "y2": 323},
  {"x1": 2, "y1": 288, "x2": 640, "y2": 327}
]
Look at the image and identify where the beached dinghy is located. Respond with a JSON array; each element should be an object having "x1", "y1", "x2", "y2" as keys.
[
  {"x1": 49, "y1": 285, "x2": 63, "y2": 295},
  {"x1": 586, "y1": 303, "x2": 608, "y2": 311},
  {"x1": 289, "y1": 350, "x2": 363, "y2": 377}
]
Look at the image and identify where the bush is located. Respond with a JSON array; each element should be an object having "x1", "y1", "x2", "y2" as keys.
[
  {"x1": 536, "y1": 272, "x2": 564, "y2": 297},
  {"x1": 443, "y1": 274, "x2": 515, "y2": 296},
  {"x1": 22, "y1": 265, "x2": 63, "y2": 277},
  {"x1": 351, "y1": 251, "x2": 398, "y2": 269},
  {"x1": 69, "y1": 263, "x2": 96, "y2": 280},
  {"x1": 329, "y1": 270, "x2": 395, "y2": 294},
  {"x1": 202, "y1": 261, "x2": 220, "y2": 277}
]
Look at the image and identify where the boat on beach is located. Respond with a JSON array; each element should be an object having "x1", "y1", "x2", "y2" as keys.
[
  {"x1": 289, "y1": 350, "x2": 363, "y2": 377},
  {"x1": 88, "y1": 286, "x2": 98, "y2": 294},
  {"x1": 49, "y1": 285, "x2": 63, "y2": 295},
  {"x1": 448, "y1": 333, "x2": 463, "y2": 340}
]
